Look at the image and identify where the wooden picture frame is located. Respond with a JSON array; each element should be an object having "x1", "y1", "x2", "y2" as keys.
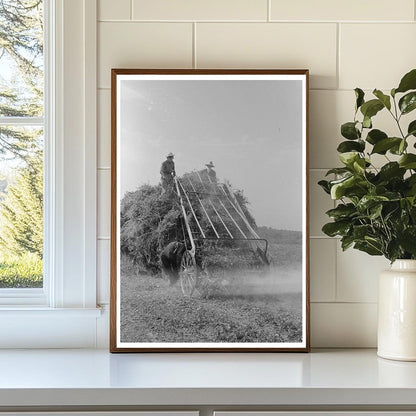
[{"x1": 110, "y1": 69, "x2": 310, "y2": 352}]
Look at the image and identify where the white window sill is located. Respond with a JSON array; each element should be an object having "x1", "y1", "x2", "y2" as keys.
[
  {"x1": 0, "y1": 307, "x2": 102, "y2": 317},
  {"x1": 0, "y1": 349, "x2": 415, "y2": 409},
  {"x1": 0, "y1": 288, "x2": 47, "y2": 306},
  {"x1": 0, "y1": 307, "x2": 105, "y2": 348}
]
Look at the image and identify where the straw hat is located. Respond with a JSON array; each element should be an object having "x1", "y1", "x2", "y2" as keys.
[{"x1": 206, "y1": 161, "x2": 215, "y2": 168}]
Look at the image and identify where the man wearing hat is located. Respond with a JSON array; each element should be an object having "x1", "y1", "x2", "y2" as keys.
[
  {"x1": 205, "y1": 161, "x2": 217, "y2": 183},
  {"x1": 160, "y1": 152, "x2": 176, "y2": 192}
]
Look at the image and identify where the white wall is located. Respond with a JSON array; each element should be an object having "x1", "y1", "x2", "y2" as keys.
[{"x1": 96, "y1": 0, "x2": 416, "y2": 348}]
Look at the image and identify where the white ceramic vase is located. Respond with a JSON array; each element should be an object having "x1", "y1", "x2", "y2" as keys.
[{"x1": 378, "y1": 259, "x2": 416, "y2": 361}]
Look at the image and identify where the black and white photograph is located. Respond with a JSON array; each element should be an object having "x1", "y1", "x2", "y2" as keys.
[{"x1": 110, "y1": 69, "x2": 309, "y2": 352}]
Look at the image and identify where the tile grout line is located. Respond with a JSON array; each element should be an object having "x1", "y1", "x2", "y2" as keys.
[
  {"x1": 96, "y1": 87, "x2": 391, "y2": 93},
  {"x1": 309, "y1": 168, "x2": 337, "y2": 171},
  {"x1": 333, "y1": 231, "x2": 338, "y2": 303},
  {"x1": 309, "y1": 235, "x2": 338, "y2": 239},
  {"x1": 311, "y1": 301, "x2": 378, "y2": 305},
  {"x1": 332, "y1": 179, "x2": 338, "y2": 302},
  {"x1": 267, "y1": 0, "x2": 271, "y2": 22},
  {"x1": 193, "y1": 22, "x2": 197, "y2": 68},
  {"x1": 130, "y1": 0, "x2": 133, "y2": 20},
  {"x1": 98, "y1": 19, "x2": 415, "y2": 24},
  {"x1": 336, "y1": 22, "x2": 340, "y2": 90}
]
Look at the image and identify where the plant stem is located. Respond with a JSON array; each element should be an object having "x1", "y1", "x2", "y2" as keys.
[{"x1": 390, "y1": 98, "x2": 406, "y2": 139}]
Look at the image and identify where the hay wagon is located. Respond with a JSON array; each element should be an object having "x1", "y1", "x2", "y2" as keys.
[{"x1": 174, "y1": 173, "x2": 269, "y2": 296}]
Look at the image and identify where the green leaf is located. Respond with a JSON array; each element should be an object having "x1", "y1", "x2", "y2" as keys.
[
  {"x1": 398, "y1": 227, "x2": 416, "y2": 255},
  {"x1": 352, "y1": 224, "x2": 373, "y2": 240},
  {"x1": 360, "y1": 99, "x2": 384, "y2": 119},
  {"x1": 371, "y1": 137, "x2": 402, "y2": 154},
  {"x1": 377, "y1": 162, "x2": 406, "y2": 181},
  {"x1": 341, "y1": 235, "x2": 355, "y2": 251},
  {"x1": 406, "y1": 174, "x2": 416, "y2": 187},
  {"x1": 373, "y1": 89, "x2": 391, "y2": 110},
  {"x1": 399, "y1": 91, "x2": 416, "y2": 115},
  {"x1": 407, "y1": 195, "x2": 416, "y2": 207},
  {"x1": 363, "y1": 116, "x2": 372, "y2": 129},
  {"x1": 366, "y1": 129, "x2": 387, "y2": 145},
  {"x1": 384, "y1": 204, "x2": 400, "y2": 222},
  {"x1": 339, "y1": 152, "x2": 360, "y2": 166},
  {"x1": 369, "y1": 203, "x2": 383, "y2": 220},
  {"x1": 322, "y1": 221, "x2": 351, "y2": 237},
  {"x1": 357, "y1": 195, "x2": 389, "y2": 211},
  {"x1": 410, "y1": 206, "x2": 416, "y2": 222},
  {"x1": 391, "y1": 88, "x2": 396, "y2": 97},
  {"x1": 396, "y1": 69, "x2": 416, "y2": 94},
  {"x1": 341, "y1": 122, "x2": 360, "y2": 140},
  {"x1": 337, "y1": 140, "x2": 365, "y2": 153},
  {"x1": 407, "y1": 120, "x2": 416, "y2": 137},
  {"x1": 318, "y1": 180, "x2": 331, "y2": 194},
  {"x1": 399, "y1": 154, "x2": 416, "y2": 169},
  {"x1": 326, "y1": 203, "x2": 356, "y2": 220},
  {"x1": 405, "y1": 174, "x2": 416, "y2": 196},
  {"x1": 330, "y1": 176, "x2": 357, "y2": 199},
  {"x1": 325, "y1": 167, "x2": 351, "y2": 176},
  {"x1": 390, "y1": 139, "x2": 407, "y2": 155},
  {"x1": 365, "y1": 236, "x2": 384, "y2": 251},
  {"x1": 355, "y1": 88, "x2": 365, "y2": 110},
  {"x1": 409, "y1": 174, "x2": 416, "y2": 184},
  {"x1": 386, "y1": 240, "x2": 402, "y2": 262},
  {"x1": 399, "y1": 139, "x2": 407, "y2": 154},
  {"x1": 354, "y1": 241, "x2": 383, "y2": 256},
  {"x1": 353, "y1": 158, "x2": 366, "y2": 174},
  {"x1": 329, "y1": 175, "x2": 354, "y2": 185}
]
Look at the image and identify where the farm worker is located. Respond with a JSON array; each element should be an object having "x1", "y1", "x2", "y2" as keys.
[
  {"x1": 160, "y1": 241, "x2": 186, "y2": 285},
  {"x1": 205, "y1": 161, "x2": 217, "y2": 183},
  {"x1": 160, "y1": 152, "x2": 176, "y2": 192}
]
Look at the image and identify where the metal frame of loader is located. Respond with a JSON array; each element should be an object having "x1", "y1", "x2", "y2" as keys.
[{"x1": 174, "y1": 172, "x2": 269, "y2": 296}]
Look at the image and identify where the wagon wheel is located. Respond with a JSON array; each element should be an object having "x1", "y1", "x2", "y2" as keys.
[{"x1": 179, "y1": 250, "x2": 198, "y2": 296}]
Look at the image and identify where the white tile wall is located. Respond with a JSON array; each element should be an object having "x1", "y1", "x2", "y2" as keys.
[
  {"x1": 270, "y1": 0, "x2": 414, "y2": 22},
  {"x1": 340, "y1": 24, "x2": 416, "y2": 90},
  {"x1": 311, "y1": 303, "x2": 378, "y2": 347},
  {"x1": 309, "y1": 170, "x2": 334, "y2": 237},
  {"x1": 310, "y1": 239, "x2": 336, "y2": 302},
  {"x1": 336, "y1": 246, "x2": 390, "y2": 303},
  {"x1": 309, "y1": 89, "x2": 404, "y2": 169},
  {"x1": 97, "y1": 239, "x2": 110, "y2": 304},
  {"x1": 132, "y1": 0, "x2": 268, "y2": 21},
  {"x1": 309, "y1": 90, "x2": 353, "y2": 169},
  {"x1": 96, "y1": 0, "x2": 416, "y2": 347},
  {"x1": 99, "y1": 0, "x2": 131, "y2": 21},
  {"x1": 98, "y1": 22, "x2": 193, "y2": 88},
  {"x1": 196, "y1": 23, "x2": 338, "y2": 89},
  {"x1": 97, "y1": 169, "x2": 111, "y2": 238},
  {"x1": 98, "y1": 89, "x2": 111, "y2": 168}
]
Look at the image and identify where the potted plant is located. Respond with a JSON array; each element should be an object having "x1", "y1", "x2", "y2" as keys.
[{"x1": 319, "y1": 68, "x2": 416, "y2": 361}]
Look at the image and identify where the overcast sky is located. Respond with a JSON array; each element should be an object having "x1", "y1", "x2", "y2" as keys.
[{"x1": 119, "y1": 79, "x2": 303, "y2": 231}]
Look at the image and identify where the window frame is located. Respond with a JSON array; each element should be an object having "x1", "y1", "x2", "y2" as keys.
[
  {"x1": 0, "y1": 0, "x2": 100, "y2": 348},
  {"x1": 0, "y1": 1, "x2": 48, "y2": 305}
]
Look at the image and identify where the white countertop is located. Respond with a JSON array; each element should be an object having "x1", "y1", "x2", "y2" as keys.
[{"x1": 0, "y1": 349, "x2": 416, "y2": 407}]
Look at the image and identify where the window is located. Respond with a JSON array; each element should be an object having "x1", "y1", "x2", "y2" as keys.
[
  {"x1": 0, "y1": 0, "x2": 100, "y2": 350},
  {"x1": 0, "y1": 0, "x2": 45, "y2": 292}
]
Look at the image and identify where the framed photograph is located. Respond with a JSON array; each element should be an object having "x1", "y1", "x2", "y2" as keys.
[{"x1": 110, "y1": 69, "x2": 309, "y2": 352}]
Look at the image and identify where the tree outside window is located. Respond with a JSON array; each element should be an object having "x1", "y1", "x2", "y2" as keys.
[{"x1": 0, "y1": 0, "x2": 44, "y2": 288}]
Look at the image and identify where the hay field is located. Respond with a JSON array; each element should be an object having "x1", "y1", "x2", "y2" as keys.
[{"x1": 120, "y1": 235, "x2": 303, "y2": 344}]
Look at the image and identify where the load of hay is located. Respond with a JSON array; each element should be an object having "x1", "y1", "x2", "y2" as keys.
[{"x1": 120, "y1": 171, "x2": 264, "y2": 276}]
